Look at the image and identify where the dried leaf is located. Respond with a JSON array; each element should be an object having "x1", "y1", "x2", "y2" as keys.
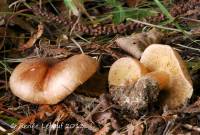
[
  {"x1": 95, "y1": 123, "x2": 111, "y2": 135},
  {"x1": 92, "y1": 111, "x2": 113, "y2": 125},
  {"x1": 18, "y1": 24, "x2": 44, "y2": 51},
  {"x1": 0, "y1": 0, "x2": 8, "y2": 13},
  {"x1": 115, "y1": 28, "x2": 163, "y2": 59},
  {"x1": 183, "y1": 97, "x2": 200, "y2": 113},
  {"x1": 126, "y1": 0, "x2": 145, "y2": 7}
]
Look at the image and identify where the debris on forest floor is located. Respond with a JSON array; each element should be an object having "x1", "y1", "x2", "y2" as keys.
[
  {"x1": 0, "y1": 0, "x2": 200, "y2": 134},
  {"x1": 18, "y1": 23, "x2": 44, "y2": 51}
]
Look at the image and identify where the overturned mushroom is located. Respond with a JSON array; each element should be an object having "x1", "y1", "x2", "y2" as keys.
[
  {"x1": 9, "y1": 54, "x2": 99, "y2": 104},
  {"x1": 140, "y1": 44, "x2": 193, "y2": 109}
]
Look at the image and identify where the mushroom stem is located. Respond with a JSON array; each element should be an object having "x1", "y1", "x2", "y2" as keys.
[{"x1": 144, "y1": 71, "x2": 170, "y2": 90}]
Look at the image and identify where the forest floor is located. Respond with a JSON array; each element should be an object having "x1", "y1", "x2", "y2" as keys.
[{"x1": 0, "y1": 0, "x2": 200, "y2": 135}]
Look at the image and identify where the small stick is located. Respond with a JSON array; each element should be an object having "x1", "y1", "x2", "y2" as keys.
[
  {"x1": 0, "y1": 120, "x2": 31, "y2": 135},
  {"x1": 70, "y1": 16, "x2": 80, "y2": 36},
  {"x1": 180, "y1": 17, "x2": 200, "y2": 23},
  {"x1": 85, "y1": 101, "x2": 102, "y2": 121},
  {"x1": 174, "y1": 43, "x2": 200, "y2": 52},
  {"x1": 0, "y1": 105, "x2": 23, "y2": 119},
  {"x1": 71, "y1": 38, "x2": 84, "y2": 54},
  {"x1": 95, "y1": 123, "x2": 111, "y2": 135},
  {"x1": 0, "y1": 125, "x2": 6, "y2": 132},
  {"x1": 70, "y1": 111, "x2": 99, "y2": 132},
  {"x1": 127, "y1": 18, "x2": 191, "y2": 35},
  {"x1": 182, "y1": 124, "x2": 200, "y2": 132}
]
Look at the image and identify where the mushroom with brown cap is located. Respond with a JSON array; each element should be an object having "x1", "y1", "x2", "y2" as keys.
[{"x1": 9, "y1": 54, "x2": 99, "y2": 104}]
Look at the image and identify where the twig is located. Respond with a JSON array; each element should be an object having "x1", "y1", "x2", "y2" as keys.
[
  {"x1": 8, "y1": 0, "x2": 26, "y2": 8},
  {"x1": 0, "y1": 125, "x2": 6, "y2": 132},
  {"x1": 95, "y1": 123, "x2": 111, "y2": 135},
  {"x1": 174, "y1": 44, "x2": 200, "y2": 52},
  {"x1": 162, "y1": 120, "x2": 175, "y2": 135},
  {"x1": 0, "y1": 105, "x2": 23, "y2": 119},
  {"x1": 0, "y1": 120, "x2": 15, "y2": 129},
  {"x1": 71, "y1": 38, "x2": 84, "y2": 53},
  {"x1": 75, "y1": 33, "x2": 91, "y2": 43},
  {"x1": 70, "y1": 16, "x2": 80, "y2": 36},
  {"x1": 85, "y1": 101, "x2": 102, "y2": 121},
  {"x1": 0, "y1": 120, "x2": 31, "y2": 135},
  {"x1": 127, "y1": 18, "x2": 191, "y2": 35},
  {"x1": 182, "y1": 124, "x2": 200, "y2": 132},
  {"x1": 167, "y1": 123, "x2": 181, "y2": 135},
  {"x1": 180, "y1": 17, "x2": 200, "y2": 23},
  {"x1": 70, "y1": 111, "x2": 99, "y2": 132}
]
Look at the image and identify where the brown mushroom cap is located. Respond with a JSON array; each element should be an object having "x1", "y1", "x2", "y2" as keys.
[
  {"x1": 108, "y1": 57, "x2": 148, "y2": 87},
  {"x1": 9, "y1": 54, "x2": 98, "y2": 104},
  {"x1": 140, "y1": 44, "x2": 193, "y2": 109}
]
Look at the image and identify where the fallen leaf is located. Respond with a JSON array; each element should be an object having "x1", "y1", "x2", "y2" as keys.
[
  {"x1": 18, "y1": 23, "x2": 44, "y2": 51},
  {"x1": 115, "y1": 28, "x2": 163, "y2": 59},
  {"x1": 126, "y1": 0, "x2": 145, "y2": 7}
]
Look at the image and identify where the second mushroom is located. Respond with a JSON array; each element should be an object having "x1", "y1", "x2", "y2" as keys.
[{"x1": 108, "y1": 44, "x2": 193, "y2": 113}]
